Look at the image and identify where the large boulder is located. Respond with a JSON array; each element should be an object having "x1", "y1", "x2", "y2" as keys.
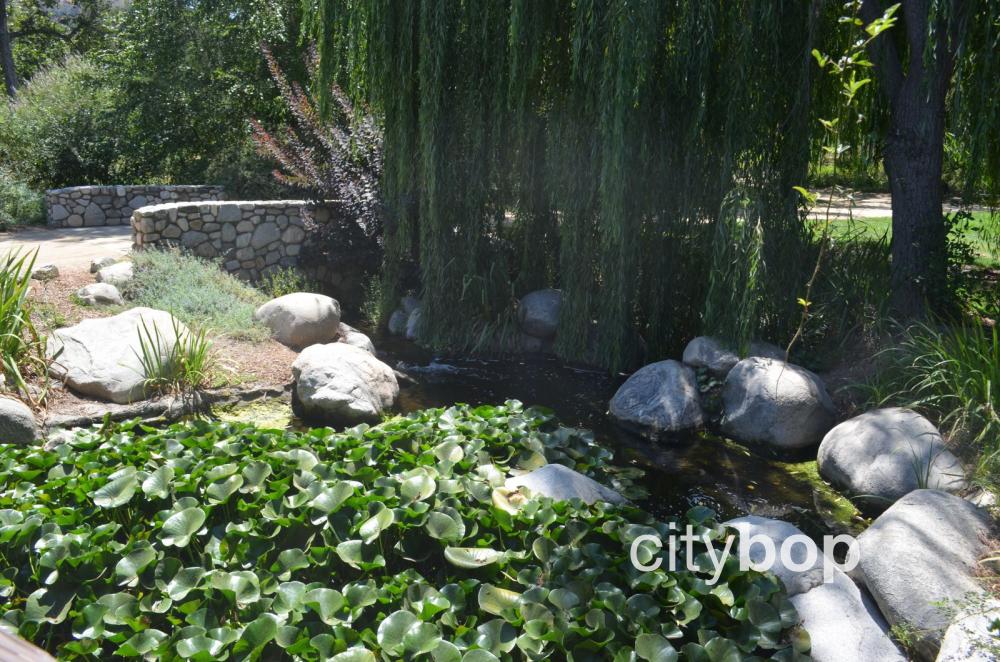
[
  {"x1": 96, "y1": 262, "x2": 134, "y2": 288},
  {"x1": 292, "y1": 343, "x2": 399, "y2": 426},
  {"x1": 818, "y1": 408, "x2": 967, "y2": 507},
  {"x1": 254, "y1": 293, "x2": 342, "y2": 349},
  {"x1": 937, "y1": 605, "x2": 1000, "y2": 662},
  {"x1": 857, "y1": 489, "x2": 994, "y2": 661},
  {"x1": 505, "y1": 464, "x2": 626, "y2": 505},
  {"x1": 682, "y1": 336, "x2": 739, "y2": 378},
  {"x1": 518, "y1": 289, "x2": 562, "y2": 340},
  {"x1": 47, "y1": 307, "x2": 188, "y2": 404},
  {"x1": 336, "y1": 322, "x2": 375, "y2": 354},
  {"x1": 727, "y1": 516, "x2": 905, "y2": 662},
  {"x1": 720, "y1": 357, "x2": 836, "y2": 449},
  {"x1": 0, "y1": 397, "x2": 39, "y2": 444},
  {"x1": 609, "y1": 360, "x2": 703, "y2": 438},
  {"x1": 76, "y1": 283, "x2": 124, "y2": 306}
]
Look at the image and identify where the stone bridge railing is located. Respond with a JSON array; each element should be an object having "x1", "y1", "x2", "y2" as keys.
[{"x1": 46, "y1": 185, "x2": 224, "y2": 228}]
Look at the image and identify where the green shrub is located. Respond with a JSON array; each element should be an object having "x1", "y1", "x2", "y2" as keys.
[
  {"x1": 257, "y1": 266, "x2": 316, "y2": 299},
  {"x1": 0, "y1": 170, "x2": 44, "y2": 230},
  {"x1": 866, "y1": 321, "x2": 1000, "y2": 484},
  {"x1": 0, "y1": 250, "x2": 49, "y2": 403},
  {"x1": 0, "y1": 56, "x2": 118, "y2": 189},
  {"x1": 0, "y1": 403, "x2": 807, "y2": 660},
  {"x1": 125, "y1": 249, "x2": 269, "y2": 341}
]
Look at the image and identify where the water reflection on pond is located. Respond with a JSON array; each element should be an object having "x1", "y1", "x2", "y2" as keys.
[{"x1": 219, "y1": 336, "x2": 864, "y2": 541}]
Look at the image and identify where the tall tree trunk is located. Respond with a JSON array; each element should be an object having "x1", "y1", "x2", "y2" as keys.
[
  {"x1": 883, "y1": 73, "x2": 948, "y2": 318},
  {"x1": 862, "y1": 0, "x2": 956, "y2": 319},
  {"x1": 0, "y1": 0, "x2": 16, "y2": 98}
]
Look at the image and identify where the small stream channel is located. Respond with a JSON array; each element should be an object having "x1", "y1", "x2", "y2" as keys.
[{"x1": 219, "y1": 335, "x2": 864, "y2": 541}]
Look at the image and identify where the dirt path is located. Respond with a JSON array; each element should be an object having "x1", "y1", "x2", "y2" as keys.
[
  {"x1": 810, "y1": 190, "x2": 984, "y2": 219},
  {"x1": 0, "y1": 226, "x2": 132, "y2": 269}
]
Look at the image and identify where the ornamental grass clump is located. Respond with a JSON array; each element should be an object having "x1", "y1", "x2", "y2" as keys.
[
  {"x1": 0, "y1": 402, "x2": 809, "y2": 660},
  {"x1": 0, "y1": 250, "x2": 50, "y2": 403}
]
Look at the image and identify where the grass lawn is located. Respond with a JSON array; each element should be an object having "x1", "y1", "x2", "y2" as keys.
[{"x1": 816, "y1": 211, "x2": 1000, "y2": 269}]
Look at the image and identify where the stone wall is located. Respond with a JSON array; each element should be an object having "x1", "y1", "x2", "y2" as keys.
[
  {"x1": 132, "y1": 201, "x2": 325, "y2": 282},
  {"x1": 46, "y1": 185, "x2": 224, "y2": 228}
]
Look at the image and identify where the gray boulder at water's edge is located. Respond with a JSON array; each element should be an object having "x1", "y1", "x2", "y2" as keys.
[
  {"x1": 609, "y1": 359, "x2": 703, "y2": 438},
  {"x1": 720, "y1": 357, "x2": 835, "y2": 449},
  {"x1": 76, "y1": 283, "x2": 124, "y2": 306},
  {"x1": 387, "y1": 309, "x2": 408, "y2": 336},
  {"x1": 292, "y1": 343, "x2": 399, "y2": 426},
  {"x1": 336, "y1": 322, "x2": 376, "y2": 354},
  {"x1": 405, "y1": 307, "x2": 422, "y2": 341},
  {"x1": 505, "y1": 464, "x2": 626, "y2": 505},
  {"x1": 726, "y1": 515, "x2": 905, "y2": 662},
  {"x1": 96, "y1": 261, "x2": 134, "y2": 288},
  {"x1": 857, "y1": 489, "x2": 994, "y2": 661},
  {"x1": 681, "y1": 336, "x2": 739, "y2": 378},
  {"x1": 936, "y1": 604, "x2": 1000, "y2": 662},
  {"x1": 0, "y1": 398, "x2": 39, "y2": 444},
  {"x1": 47, "y1": 307, "x2": 188, "y2": 404},
  {"x1": 518, "y1": 289, "x2": 562, "y2": 339},
  {"x1": 818, "y1": 408, "x2": 967, "y2": 507},
  {"x1": 254, "y1": 292, "x2": 341, "y2": 349}
]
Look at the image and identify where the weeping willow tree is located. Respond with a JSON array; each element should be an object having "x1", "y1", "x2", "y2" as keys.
[{"x1": 307, "y1": 0, "x2": 823, "y2": 371}]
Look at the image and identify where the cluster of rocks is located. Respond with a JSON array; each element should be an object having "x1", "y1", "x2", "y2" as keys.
[
  {"x1": 131, "y1": 201, "x2": 320, "y2": 282},
  {"x1": 610, "y1": 335, "x2": 991, "y2": 661},
  {"x1": 251, "y1": 292, "x2": 397, "y2": 427},
  {"x1": 46, "y1": 185, "x2": 223, "y2": 228},
  {"x1": 386, "y1": 296, "x2": 422, "y2": 340}
]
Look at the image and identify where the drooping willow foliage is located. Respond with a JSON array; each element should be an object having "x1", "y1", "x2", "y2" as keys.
[{"x1": 309, "y1": 0, "x2": 824, "y2": 371}]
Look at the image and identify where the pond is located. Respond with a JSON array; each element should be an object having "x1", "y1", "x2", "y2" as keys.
[{"x1": 219, "y1": 335, "x2": 865, "y2": 542}]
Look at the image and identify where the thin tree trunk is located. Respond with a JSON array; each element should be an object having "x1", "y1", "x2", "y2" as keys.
[{"x1": 0, "y1": 0, "x2": 17, "y2": 98}]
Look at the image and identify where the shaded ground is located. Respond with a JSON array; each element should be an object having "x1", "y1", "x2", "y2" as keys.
[
  {"x1": 0, "y1": 226, "x2": 132, "y2": 269},
  {"x1": 811, "y1": 189, "x2": 985, "y2": 219}
]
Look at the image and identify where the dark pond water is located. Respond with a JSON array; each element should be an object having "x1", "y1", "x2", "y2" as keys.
[
  {"x1": 223, "y1": 334, "x2": 864, "y2": 540},
  {"x1": 375, "y1": 336, "x2": 864, "y2": 540}
]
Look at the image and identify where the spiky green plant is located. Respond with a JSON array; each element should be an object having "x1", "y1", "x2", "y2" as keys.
[
  {"x1": 0, "y1": 250, "x2": 50, "y2": 403},
  {"x1": 134, "y1": 317, "x2": 214, "y2": 396}
]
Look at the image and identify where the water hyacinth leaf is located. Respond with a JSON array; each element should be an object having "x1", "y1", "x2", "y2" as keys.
[
  {"x1": 72, "y1": 602, "x2": 108, "y2": 639},
  {"x1": 211, "y1": 571, "x2": 261, "y2": 607},
  {"x1": 547, "y1": 588, "x2": 580, "y2": 611},
  {"x1": 114, "y1": 542, "x2": 158, "y2": 587},
  {"x1": 165, "y1": 567, "x2": 206, "y2": 601},
  {"x1": 142, "y1": 465, "x2": 172, "y2": 499},
  {"x1": 425, "y1": 511, "x2": 464, "y2": 541},
  {"x1": 703, "y1": 637, "x2": 742, "y2": 662},
  {"x1": 303, "y1": 588, "x2": 345, "y2": 624},
  {"x1": 331, "y1": 649, "x2": 377, "y2": 662},
  {"x1": 206, "y1": 474, "x2": 244, "y2": 503},
  {"x1": 273, "y1": 548, "x2": 310, "y2": 579},
  {"x1": 431, "y1": 641, "x2": 463, "y2": 662},
  {"x1": 478, "y1": 584, "x2": 521, "y2": 616},
  {"x1": 444, "y1": 547, "x2": 504, "y2": 569},
  {"x1": 205, "y1": 463, "x2": 239, "y2": 481},
  {"x1": 91, "y1": 471, "x2": 138, "y2": 508},
  {"x1": 309, "y1": 481, "x2": 358, "y2": 515},
  {"x1": 359, "y1": 504, "x2": 394, "y2": 543},
  {"x1": 434, "y1": 439, "x2": 464, "y2": 463},
  {"x1": 236, "y1": 613, "x2": 279, "y2": 653},
  {"x1": 376, "y1": 610, "x2": 420, "y2": 656},
  {"x1": 241, "y1": 461, "x2": 272, "y2": 491},
  {"x1": 176, "y1": 633, "x2": 225, "y2": 659},
  {"x1": 403, "y1": 621, "x2": 442, "y2": 654},
  {"x1": 160, "y1": 507, "x2": 206, "y2": 547},
  {"x1": 117, "y1": 629, "x2": 168, "y2": 656},
  {"x1": 97, "y1": 592, "x2": 138, "y2": 625},
  {"x1": 400, "y1": 471, "x2": 437, "y2": 502},
  {"x1": 462, "y1": 652, "x2": 501, "y2": 662},
  {"x1": 748, "y1": 598, "x2": 782, "y2": 636},
  {"x1": 24, "y1": 587, "x2": 74, "y2": 624},
  {"x1": 635, "y1": 633, "x2": 679, "y2": 662}
]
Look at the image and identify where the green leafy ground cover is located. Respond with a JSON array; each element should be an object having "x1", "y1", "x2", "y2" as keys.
[{"x1": 0, "y1": 403, "x2": 808, "y2": 660}]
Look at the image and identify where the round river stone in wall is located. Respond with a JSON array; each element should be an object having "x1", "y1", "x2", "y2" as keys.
[{"x1": 253, "y1": 292, "x2": 342, "y2": 349}]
